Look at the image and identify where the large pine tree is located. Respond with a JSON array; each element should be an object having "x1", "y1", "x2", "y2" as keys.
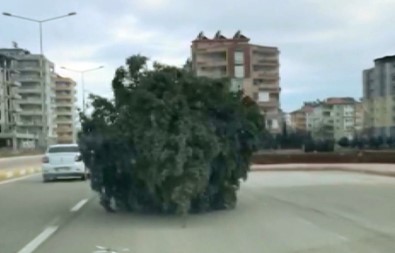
[{"x1": 79, "y1": 55, "x2": 265, "y2": 215}]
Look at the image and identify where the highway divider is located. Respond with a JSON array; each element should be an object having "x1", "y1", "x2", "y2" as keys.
[
  {"x1": 251, "y1": 163, "x2": 395, "y2": 177},
  {"x1": 0, "y1": 167, "x2": 41, "y2": 182}
]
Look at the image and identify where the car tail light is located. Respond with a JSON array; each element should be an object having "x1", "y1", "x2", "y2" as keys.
[
  {"x1": 75, "y1": 154, "x2": 82, "y2": 162},
  {"x1": 42, "y1": 156, "x2": 49, "y2": 163}
]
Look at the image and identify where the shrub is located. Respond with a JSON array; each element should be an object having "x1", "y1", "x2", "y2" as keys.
[{"x1": 337, "y1": 137, "x2": 350, "y2": 148}]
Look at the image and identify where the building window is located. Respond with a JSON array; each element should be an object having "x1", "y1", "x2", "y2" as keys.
[
  {"x1": 234, "y1": 65, "x2": 244, "y2": 78},
  {"x1": 234, "y1": 51, "x2": 244, "y2": 64},
  {"x1": 258, "y1": 91, "x2": 269, "y2": 102},
  {"x1": 253, "y1": 79, "x2": 263, "y2": 85},
  {"x1": 272, "y1": 119, "x2": 279, "y2": 129},
  {"x1": 230, "y1": 79, "x2": 243, "y2": 92}
]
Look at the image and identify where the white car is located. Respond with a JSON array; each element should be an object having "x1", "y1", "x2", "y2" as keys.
[{"x1": 42, "y1": 144, "x2": 88, "y2": 182}]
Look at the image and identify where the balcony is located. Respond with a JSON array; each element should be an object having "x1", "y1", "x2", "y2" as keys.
[
  {"x1": 204, "y1": 47, "x2": 227, "y2": 53},
  {"x1": 57, "y1": 135, "x2": 73, "y2": 143},
  {"x1": 57, "y1": 126, "x2": 73, "y2": 133},
  {"x1": 9, "y1": 106, "x2": 22, "y2": 113},
  {"x1": 196, "y1": 59, "x2": 227, "y2": 68},
  {"x1": 57, "y1": 118, "x2": 72, "y2": 124},
  {"x1": 19, "y1": 121, "x2": 43, "y2": 126},
  {"x1": 18, "y1": 88, "x2": 42, "y2": 94},
  {"x1": 10, "y1": 93, "x2": 22, "y2": 100},
  {"x1": 56, "y1": 85, "x2": 73, "y2": 91},
  {"x1": 56, "y1": 93, "x2": 73, "y2": 99},
  {"x1": 19, "y1": 98, "x2": 43, "y2": 105},
  {"x1": 196, "y1": 69, "x2": 227, "y2": 79},
  {"x1": 253, "y1": 70, "x2": 279, "y2": 80},
  {"x1": 252, "y1": 57, "x2": 279, "y2": 67},
  {"x1": 19, "y1": 66, "x2": 41, "y2": 72},
  {"x1": 19, "y1": 110, "x2": 43, "y2": 116},
  {"x1": 8, "y1": 80, "x2": 21, "y2": 87},
  {"x1": 56, "y1": 101, "x2": 73, "y2": 107},
  {"x1": 18, "y1": 76, "x2": 42, "y2": 83},
  {"x1": 256, "y1": 82, "x2": 281, "y2": 93},
  {"x1": 257, "y1": 100, "x2": 279, "y2": 108},
  {"x1": 57, "y1": 110, "x2": 73, "y2": 116}
]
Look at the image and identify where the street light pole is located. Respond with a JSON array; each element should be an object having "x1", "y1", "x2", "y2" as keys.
[
  {"x1": 61, "y1": 66, "x2": 104, "y2": 113},
  {"x1": 81, "y1": 73, "x2": 85, "y2": 114},
  {"x1": 39, "y1": 22, "x2": 43, "y2": 55},
  {"x1": 2, "y1": 12, "x2": 77, "y2": 55}
]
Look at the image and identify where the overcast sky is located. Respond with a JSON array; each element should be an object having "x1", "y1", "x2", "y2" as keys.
[{"x1": 2, "y1": 0, "x2": 395, "y2": 112}]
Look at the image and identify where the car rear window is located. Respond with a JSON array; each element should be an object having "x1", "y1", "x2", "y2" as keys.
[{"x1": 48, "y1": 146, "x2": 80, "y2": 153}]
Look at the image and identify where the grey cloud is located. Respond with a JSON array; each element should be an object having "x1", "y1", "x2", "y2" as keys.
[{"x1": 2, "y1": 0, "x2": 395, "y2": 112}]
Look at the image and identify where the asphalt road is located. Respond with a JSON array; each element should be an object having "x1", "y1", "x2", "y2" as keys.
[
  {"x1": 0, "y1": 155, "x2": 42, "y2": 170},
  {"x1": 2, "y1": 170, "x2": 395, "y2": 253},
  {"x1": 0, "y1": 175, "x2": 93, "y2": 253}
]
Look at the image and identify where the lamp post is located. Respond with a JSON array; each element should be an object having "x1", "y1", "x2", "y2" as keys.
[
  {"x1": 3, "y1": 12, "x2": 76, "y2": 147},
  {"x1": 2, "y1": 12, "x2": 77, "y2": 55},
  {"x1": 61, "y1": 66, "x2": 104, "y2": 113}
]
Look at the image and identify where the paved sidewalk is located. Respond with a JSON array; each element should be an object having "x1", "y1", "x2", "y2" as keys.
[{"x1": 251, "y1": 163, "x2": 395, "y2": 177}]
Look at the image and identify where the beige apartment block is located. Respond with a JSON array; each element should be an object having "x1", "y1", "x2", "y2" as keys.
[
  {"x1": 305, "y1": 98, "x2": 361, "y2": 140},
  {"x1": 54, "y1": 75, "x2": 77, "y2": 144},
  {"x1": 191, "y1": 31, "x2": 281, "y2": 133},
  {"x1": 290, "y1": 105, "x2": 314, "y2": 133}
]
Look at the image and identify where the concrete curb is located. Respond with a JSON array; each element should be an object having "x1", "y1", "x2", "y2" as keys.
[
  {"x1": 251, "y1": 164, "x2": 395, "y2": 177},
  {"x1": 0, "y1": 167, "x2": 41, "y2": 182}
]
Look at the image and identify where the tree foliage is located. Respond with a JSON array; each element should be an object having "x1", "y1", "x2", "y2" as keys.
[
  {"x1": 337, "y1": 137, "x2": 350, "y2": 148},
  {"x1": 78, "y1": 55, "x2": 265, "y2": 215}
]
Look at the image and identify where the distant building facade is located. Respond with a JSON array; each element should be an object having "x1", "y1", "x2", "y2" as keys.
[
  {"x1": 363, "y1": 55, "x2": 395, "y2": 137},
  {"x1": 290, "y1": 104, "x2": 314, "y2": 133},
  {"x1": 54, "y1": 75, "x2": 77, "y2": 144},
  {"x1": 0, "y1": 53, "x2": 37, "y2": 149},
  {"x1": 0, "y1": 48, "x2": 58, "y2": 148},
  {"x1": 302, "y1": 97, "x2": 361, "y2": 140},
  {"x1": 191, "y1": 31, "x2": 281, "y2": 134}
]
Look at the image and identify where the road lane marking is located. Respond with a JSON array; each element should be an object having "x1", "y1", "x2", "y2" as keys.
[
  {"x1": 17, "y1": 226, "x2": 58, "y2": 253},
  {"x1": 0, "y1": 174, "x2": 38, "y2": 186},
  {"x1": 70, "y1": 198, "x2": 89, "y2": 212},
  {"x1": 19, "y1": 169, "x2": 26, "y2": 176},
  {"x1": 298, "y1": 217, "x2": 349, "y2": 242}
]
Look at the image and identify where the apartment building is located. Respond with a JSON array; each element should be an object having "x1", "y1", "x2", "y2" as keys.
[
  {"x1": 305, "y1": 98, "x2": 361, "y2": 140},
  {"x1": 191, "y1": 31, "x2": 281, "y2": 133},
  {"x1": 54, "y1": 75, "x2": 77, "y2": 144},
  {"x1": 0, "y1": 48, "x2": 57, "y2": 148},
  {"x1": 328, "y1": 98, "x2": 357, "y2": 140},
  {"x1": 290, "y1": 104, "x2": 314, "y2": 132},
  {"x1": 355, "y1": 101, "x2": 364, "y2": 135},
  {"x1": 306, "y1": 103, "x2": 334, "y2": 140},
  {"x1": 363, "y1": 55, "x2": 395, "y2": 137}
]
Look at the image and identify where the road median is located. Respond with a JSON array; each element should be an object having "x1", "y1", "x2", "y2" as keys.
[
  {"x1": 251, "y1": 163, "x2": 395, "y2": 177},
  {"x1": 0, "y1": 167, "x2": 41, "y2": 182}
]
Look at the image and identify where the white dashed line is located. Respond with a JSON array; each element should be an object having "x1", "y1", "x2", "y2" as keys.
[
  {"x1": 0, "y1": 174, "x2": 38, "y2": 186},
  {"x1": 298, "y1": 217, "x2": 350, "y2": 242},
  {"x1": 17, "y1": 226, "x2": 58, "y2": 253},
  {"x1": 70, "y1": 198, "x2": 89, "y2": 212}
]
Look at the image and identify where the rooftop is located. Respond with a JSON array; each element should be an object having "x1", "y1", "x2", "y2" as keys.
[
  {"x1": 193, "y1": 30, "x2": 250, "y2": 43},
  {"x1": 374, "y1": 55, "x2": 395, "y2": 63}
]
